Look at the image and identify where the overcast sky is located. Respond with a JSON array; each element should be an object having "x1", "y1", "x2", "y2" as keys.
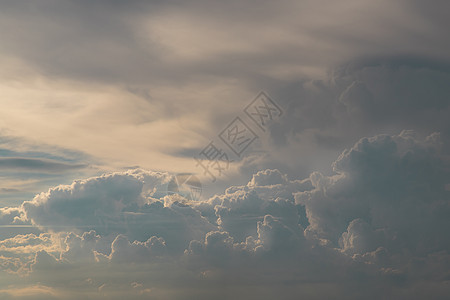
[{"x1": 0, "y1": 0, "x2": 450, "y2": 299}]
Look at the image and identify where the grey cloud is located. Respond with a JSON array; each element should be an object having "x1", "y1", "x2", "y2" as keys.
[
  {"x1": 0, "y1": 232, "x2": 56, "y2": 274},
  {"x1": 1, "y1": 131, "x2": 449, "y2": 299},
  {"x1": 108, "y1": 234, "x2": 166, "y2": 263},
  {"x1": 193, "y1": 169, "x2": 311, "y2": 242},
  {"x1": 1, "y1": 0, "x2": 450, "y2": 298},
  {"x1": 31, "y1": 250, "x2": 60, "y2": 271},
  {"x1": 22, "y1": 170, "x2": 147, "y2": 230},
  {"x1": 61, "y1": 230, "x2": 103, "y2": 263},
  {"x1": 0, "y1": 0, "x2": 164, "y2": 84},
  {"x1": 297, "y1": 131, "x2": 450, "y2": 259},
  {"x1": 2, "y1": 1, "x2": 450, "y2": 195},
  {"x1": 0, "y1": 133, "x2": 97, "y2": 206},
  {"x1": 236, "y1": 56, "x2": 450, "y2": 185},
  {"x1": 0, "y1": 133, "x2": 92, "y2": 163},
  {"x1": 0, "y1": 157, "x2": 87, "y2": 173},
  {"x1": 0, "y1": 188, "x2": 20, "y2": 193},
  {"x1": 21, "y1": 169, "x2": 216, "y2": 253},
  {"x1": 2, "y1": 0, "x2": 449, "y2": 87}
]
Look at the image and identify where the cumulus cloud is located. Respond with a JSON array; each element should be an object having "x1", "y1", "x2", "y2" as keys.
[
  {"x1": 0, "y1": 129, "x2": 449, "y2": 299},
  {"x1": 61, "y1": 230, "x2": 103, "y2": 263},
  {"x1": 0, "y1": 232, "x2": 60, "y2": 275},
  {"x1": 297, "y1": 132, "x2": 450, "y2": 262},
  {"x1": 108, "y1": 234, "x2": 166, "y2": 263},
  {"x1": 19, "y1": 169, "x2": 215, "y2": 253},
  {"x1": 237, "y1": 58, "x2": 450, "y2": 185},
  {"x1": 0, "y1": 207, "x2": 27, "y2": 225},
  {"x1": 192, "y1": 169, "x2": 311, "y2": 242},
  {"x1": 22, "y1": 170, "x2": 147, "y2": 231}
]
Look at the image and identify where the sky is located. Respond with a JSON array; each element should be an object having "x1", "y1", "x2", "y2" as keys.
[{"x1": 0, "y1": 0, "x2": 450, "y2": 299}]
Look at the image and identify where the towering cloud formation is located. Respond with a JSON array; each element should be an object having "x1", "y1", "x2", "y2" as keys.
[{"x1": 298, "y1": 131, "x2": 450, "y2": 256}]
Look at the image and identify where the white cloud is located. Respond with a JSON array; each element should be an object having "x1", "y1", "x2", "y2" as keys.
[{"x1": 19, "y1": 169, "x2": 215, "y2": 253}]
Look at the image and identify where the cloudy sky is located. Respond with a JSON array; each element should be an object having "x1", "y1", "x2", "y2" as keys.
[{"x1": 0, "y1": 0, "x2": 450, "y2": 299}]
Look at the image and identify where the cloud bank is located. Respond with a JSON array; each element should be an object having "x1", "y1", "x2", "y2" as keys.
[{"x1": 0, "y1": 131, "x2": 449, "y2": 299}]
